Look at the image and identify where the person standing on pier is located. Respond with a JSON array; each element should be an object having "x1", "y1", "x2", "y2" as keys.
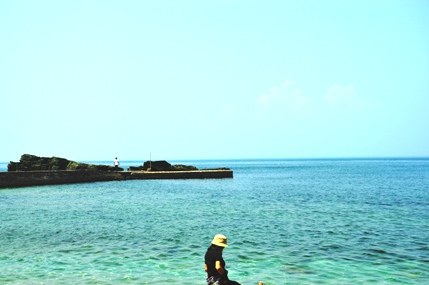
[{"x1": 114, "y1": 157, "x2": 120, "y2": 170}]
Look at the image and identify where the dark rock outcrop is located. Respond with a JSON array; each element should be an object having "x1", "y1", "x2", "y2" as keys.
[
  {"x1": 127, "y1": 160, "x2": 198, "y2": 171},
  {"x1": 8, "y1": 154, "x2": 123, "y2": 172},
  {"x1": 143, "y1": 160, "x2": 172, "y2": 171},
  {"x1": 171, "y1": 164, "x2": 198, "y2": 171}
]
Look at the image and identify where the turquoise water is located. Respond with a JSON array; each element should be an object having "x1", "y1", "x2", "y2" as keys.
[{"x1": 1, "y1": 158, "x2": 428, "y2": 284}]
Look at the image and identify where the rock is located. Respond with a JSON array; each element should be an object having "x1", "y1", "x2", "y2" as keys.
[
  {"x1": 171, "y1": 164, "x2": 198, "y2": 171},
  {"x1": 143, "y1": 160, "x2": 172, "y2": 171},
  {"x1": 127, "y1": 166, "x2": 143, "y2": 171},
  {"x1": 8, "y1": 154, "x2": 123, "y2": 172},
  {"x1": 147, "y1": 160, "x2": 172, "y2": 171},
  {"x1": 127, "y1": 161, "x2": 198, "y2": 171}
]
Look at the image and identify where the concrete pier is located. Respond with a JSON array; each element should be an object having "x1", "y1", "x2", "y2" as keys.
[{"x1": 0, "y1": 169, "x2": 233, "y2": 189}]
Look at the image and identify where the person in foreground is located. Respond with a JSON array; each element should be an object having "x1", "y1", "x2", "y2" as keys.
[{"x1": 204, "y1": 234, "x2": 263, "y2": 285}]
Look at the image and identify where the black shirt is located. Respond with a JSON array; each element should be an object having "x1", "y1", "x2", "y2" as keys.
[{"x1": 205, "y1": 247, "x2": 228, "y2": 279}]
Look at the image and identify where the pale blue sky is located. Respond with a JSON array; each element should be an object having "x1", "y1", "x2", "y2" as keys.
[{"x1": 1, "y1": 0, "x2": 428, "y2": 161}]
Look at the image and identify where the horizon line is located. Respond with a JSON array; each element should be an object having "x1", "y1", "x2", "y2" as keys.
[{"x1": 2, "y1": 155, "x2": 429, "y2": 164}]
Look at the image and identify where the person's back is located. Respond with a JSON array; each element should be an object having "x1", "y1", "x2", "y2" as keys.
[
  {"x1": 204, "y1": 234, "x2": 263, "y2": 285},
  {"x1": 205, "y1": 245, "x2": 227, "y2": 282}
]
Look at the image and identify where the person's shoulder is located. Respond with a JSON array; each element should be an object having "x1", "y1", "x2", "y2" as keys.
[
  {"x1": 205, "y1": 248, "x2": 219, "y2": 257},
  {"x1": 209, "y1": 249, "x2": 222, "y2": 258}
]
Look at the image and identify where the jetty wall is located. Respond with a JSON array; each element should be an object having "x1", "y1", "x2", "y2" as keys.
[
  {"x1": 124, "y1": 170, "x2": 233, "y2": 180},
  {"x1": 0, "y1": 170, "x2": 233, "y2": 189}
]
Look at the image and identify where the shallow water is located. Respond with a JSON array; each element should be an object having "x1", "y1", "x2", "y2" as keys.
[{"x1": 1, "y1": 159, "x2": 428, "y2": 284}]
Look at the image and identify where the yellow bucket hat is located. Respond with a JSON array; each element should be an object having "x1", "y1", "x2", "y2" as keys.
[{"x1": 211, "y1": 234, "x2": 228, "y2": 247}]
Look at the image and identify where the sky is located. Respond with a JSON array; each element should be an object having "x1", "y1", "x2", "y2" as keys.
[{"x1": 1, "y1": 0, "x2": 428, "y2": 162}]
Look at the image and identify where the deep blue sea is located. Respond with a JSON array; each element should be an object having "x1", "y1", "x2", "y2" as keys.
[{"x1": 1, "y1": 158, "x2": 428, "y2": 284}]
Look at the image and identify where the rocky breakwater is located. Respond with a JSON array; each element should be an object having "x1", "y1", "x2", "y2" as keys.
[
  {"x1": 0, "y1": 155, "x2": 233, "y2": 189},
  {"x1": 1, "y1": 154, "x2": 124, "y2": 188},
  {"x1": 7, "y1": 154, "x2": 123, "y2": 172}
]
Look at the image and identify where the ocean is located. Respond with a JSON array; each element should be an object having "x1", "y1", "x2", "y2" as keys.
[{"x1": 0, "y1": 158, "x2": 428, "y2": 284}]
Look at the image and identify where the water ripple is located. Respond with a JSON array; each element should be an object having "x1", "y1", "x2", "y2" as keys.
[{"x1": 1, "y1": 159, "x2": 428, "y2": 284}]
